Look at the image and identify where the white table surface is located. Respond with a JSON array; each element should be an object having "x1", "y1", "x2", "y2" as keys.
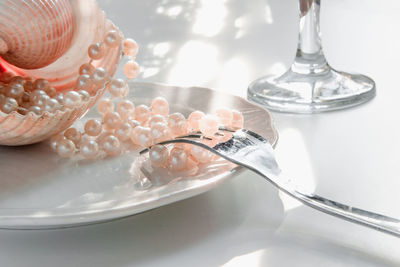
[{"x1": 1, "y1": 0, "x2": 400, "y2": 266}]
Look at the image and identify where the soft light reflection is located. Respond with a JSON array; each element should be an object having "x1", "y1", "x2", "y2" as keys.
[
  {"x1": 168, "y1": 40, "x2": 218, "y2": 85},
  {"x1": 223, "y1": 249, "x2": 265, "y2": 267},
  {"x1": 269, "y1": 62, "x2": 286, "y2": 75},
  {"x1": 153, "y1": 42, "x2": 171, "y2": 58},
  {"x1": 234, "y1": 16, "x2": 249, "y2": 39},
  {"x1": 166, "y1": 5, "x2": 183, "y2": 18},
  {"x1": 219, "y1": 57, "x2": 250, "y2": 96},
  {"x1": 275, "y1": 128, "x2": 315, "y2": 211},
  {"x1": 265, "y1": 4, "x2": 274, "y2": 24},
  {"x1": 192, "y1": 0, "x2": 227, "y2": 37}
]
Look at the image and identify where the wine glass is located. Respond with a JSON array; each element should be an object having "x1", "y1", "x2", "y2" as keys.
[{"x1": 247, "y1": 0, "x2": 375, "y2": 113}]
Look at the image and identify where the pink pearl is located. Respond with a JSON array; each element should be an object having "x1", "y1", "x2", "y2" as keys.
[
  {"x1": 116, "y1": 99, "x2": 135, "y2": 119},
  {"x1": 198, "y1": 115, "x2": 219, "y2": 137},
  {"x1": 77, "y1": 90, "x2": 91, "y2": 102},
  {"x1": 84, "y1": 119, "x2": 102, "y2": 136},
  {"x1": 104, "y1": 30, "x2": 121, "y2": 47},
  {"x1": 187, "y1": 110, "x2": 205, "y2": 131},
  {"x1": 128, "y1": 118, "x2": 140, "y2": 129},
  {"x1": 115, "y1": 122, "x2": 132, "y2": 142},
  {"x1": 79, "y1": 63, "x2": 94, "y2": 75},
  {"x1": 29, "y1": 90, "x2": 46, "y2": 105},
  {"x1": 168, "y1": 147, "x2": 188, "y2": 171},
  {"x1": 102, "y1": 111, "x2": 122, "y2": 130},
  {"x1": 76, "y1": 74, "x2": 92, "y2": 91},
  {"x1": 150, "y1": 122, "x2": 169, "y2": 142},
  {"x1": 130, "y1": 126, "x2": 152, "y2": 147},
  {"x1": 168, "y1": 112, "x2": 187, "y2": 136},
  {"x1": 80, "y1": 140, "x2": 99, "y2": 159},
  {"x1": 35, "y1": 94, "x2": 50, "y2": 108},
  {"x1": 101, "y1": 134, "x2": 121, "y2": 156},
  {"x1": 88, "y1": 42, "x2": 105, "y2": 60},
  {"x1": 64, "y1": 127, "x2": 81, "y2": 145},
  {"x1": 123, "y1": 38, "x2": 139, "y2": 57},
  {"x1": 97, "y1": 98, "x2": 114, "y2": 115},
  {"x1": 215, "y1": 107, "x2": 233, "y2": 126},
  {"x1": 44, "y1": 87, "x2": 57, "y2": 98},
  {"x1": 151, "y1": 97, "x2": 169, "y2": 116},
  {"x1": 64, "y1": 91, "x2": 82, "y2": 108},
  {"x1": 43, "y1": 98, "x2": 60, "y2": 113},
  {"x1": 23, "y1": 81, "x2": 34, "y2": 92},
  {"x1": 92, "y1": 67, "x2": 108, "y2": 85},
  {"x1": 123, "y1": 60, "x2": 140, "y2": 79},
  {"x1": 231, "y1": 109, "x2": 244, "y2": 129},
  {"x1": 149, "y1": 145, "x2": 169, "y2": 168},
  {"x1": 134, "y1": 104, "x2": 150, "y2": 123},
  {"x1": 28, "y1": 105, "x2": 42, "y2": 115},
  {"x1": 190, "y1": 145, "x2": 213, "y2": 163},
  {"x1": 1, "y1": 97, "x2": 18, "y2": 113},
  {"x1": 109, "y1": 78, "x2": 128, "y2": 98},
  {"x1": 148, "y1": 114, "x2": 167, "y2": 127},
  {"x1": 56, "y1": 138, "x2": 76, "y2": 158}
]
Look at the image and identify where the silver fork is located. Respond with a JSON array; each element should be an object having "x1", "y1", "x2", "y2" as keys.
[{"x1": 141, "y1": 128, "x2": 400, "y2": 238}]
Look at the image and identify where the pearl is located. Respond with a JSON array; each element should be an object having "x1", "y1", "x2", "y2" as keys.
[
  {"x1": 63, "y1": 91, "x2": 81, "y2": 108},
  {"x1": 80, "y1": 140, "x2": 99, "y2": 159},
  {"x1": 92, "y1": 67, "x2": 108, "y2": 86},
  {"x1": 199, "y1": 115, "x2": 219, "y2": 137},
  {"x1": 109, "y1": 78, "x2": 128, "y2": 98},
  {"x1": 23, "y1": 81, "x2": 34, "y2": 92},
  {"x1": 28, "y1": 105, "x2": 42, "y2": 115},
  {"x1": 76, "y1": 74, "x2": 92, "y2": 91},
  {"x1": 79, "y1": 63, "x2": 94, "y2": 75},
  {"x1": 149, "y1": 145, "x2": 169, "y2": 167},
  {"x1": 148, "y1": 114, "x2": 167, "y2": 127},
  {"x1": 130, "y1": 126, "x2": 152, "y2": 147},
  {"x1": 104, "y1": 30, "x2": 121, "y2": 47},
  {"x1": 101, "y1": 135, "x2": 121, "y2": 156},
  {"x1": 84, "y1": 119, "x2": 102, "y2": 136},
  {"x1": 134, "y1": 104, "x2": 150, "y2": 123},
  {"x1": 43, "y1": 98, "x2": 60, "y2": 113},
  {"x1": 151, "y1": 97, "x2": 169, "y2": 116},
  {"x1": 97, "y1": 98, "x2": 114, "y2": 115},
  {"x1": 190, "y1": 145, "x2": 213, "y2": 163},
  {"x1": 56, "y1": 138, "x2": 76, "y2": 158},
  {"x1": 169, "y1": 148, "x2": 188, "y2": 171},
  {"x1": 55, "y1": 93, "x2": 64, "y2": 104},
  {"x1": 49, "y1": 134, "x2": 65, "y2": 151},
  {"x1": 10, "y1": 76, "x2": 25, "y2": 85},
  {"x1": 115, "y1": 122, "x2": 132, "y2": 141},
  {"x1": 150, "y1": 122, "x2": 169, "y2": 142},
  {"x1": 29, "y1": 90, "x2": 46, "y2": 105},
  {"x1": 116, "y1": 99, "x2": 135, "y2": 119},
  {"x1": 231, "y1": 109, "x2": 244, "y2": 129},
  {"x1": 1, "y1": 97, "x2": 18, "y2": 113},
  {"x1": 188, "y1": 110, "x2": 205, "y2": 131},
  {"x1": 33, "y1": 79, "x2": 50, "y2": 91},
  {"x1": 215, "y1": 107, "x2": 233, "y2": 126},
  {"x1": 123, "y1": 60, "x2": 140, "y2": 79},
  {"x1": 44, "y1": 87, "x2": 57, "y2": 98},
  {"x1": 6, "y1": 82, "x2": 24, "y2": 99},
  {"x1": 168, "y1": 112, "x2": 187, "y2": 136},
  {"x1": 77, "y1": 90, "x2": 91, "y2": 102},
  {"x1": 88, "y1": 42, "x2": 105, "y2": 60},
  {"x1": 102, "y1": 111, "x2": 122, "y2": 130},
  {"x1": 123, "y1": 38, "x2": 139, "y2": 57},
  {"x1": 64, "y1": 127, "x2": 82, "y2": 145},
  {"x1": 127, "y1": 119, "x2": 140, "y2": 129},
  {"x1": 0, "y1": 94, "x2": 5, "y2": 104},
  {"x1": 35, "y1": 94, "x2": 50, "y2": 108}
]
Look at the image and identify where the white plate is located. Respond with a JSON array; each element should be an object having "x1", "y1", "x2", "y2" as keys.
[{"x1": 0, "y1": 82, "x2": 277, "y2": 229}]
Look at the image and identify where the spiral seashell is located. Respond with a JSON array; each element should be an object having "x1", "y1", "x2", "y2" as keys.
[
  {"x1": 0, "y1": 0, "x2": 125, "y2": 145},
  {"x1": 0, "y1": 0, "x2": 75, "y2": 69}
]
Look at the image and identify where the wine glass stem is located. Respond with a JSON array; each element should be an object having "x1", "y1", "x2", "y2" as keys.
[{"x1": 292, "y1": 0, "x2": 329, "y2": 74}]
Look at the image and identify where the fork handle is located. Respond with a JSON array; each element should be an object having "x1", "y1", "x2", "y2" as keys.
[{"x1": 258, "y1": 170, "x2": 400, "y2": 238}]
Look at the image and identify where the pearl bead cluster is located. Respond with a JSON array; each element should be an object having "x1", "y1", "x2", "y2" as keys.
[
  {"x1": 51, "y1": 93, "x2": 244, "y2": 173},
  {"x1": 0, "y1": 29, "x2": 138, "y2": 117}
]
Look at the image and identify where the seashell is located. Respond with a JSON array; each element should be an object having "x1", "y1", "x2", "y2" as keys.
[{"x1": 0, "y1": 0, "x2": 124, "y2": 145}]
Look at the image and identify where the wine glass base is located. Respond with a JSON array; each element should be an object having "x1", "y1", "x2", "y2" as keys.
[{"x1": 247, "y1": 68, "x2": 376, "y2": 114}]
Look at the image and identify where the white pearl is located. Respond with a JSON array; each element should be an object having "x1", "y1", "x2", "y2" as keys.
[
  {"x1": 6, "y1": 82, "x2": 24, "y2": 99},
  {"x1": 92, "y1": 67, "x2": 108, "y2": 86},
  {"x1": 80, "y1": 140, "x2": 99, "y2": 159},
  {"x1": 64, "y1": 91, "x2": 82, "y2": 108},
  {"x1": 88, "y1": 42, "x2": 105, "y2": 60},
  {"x1": 1, "y1": 97, "x2": 18, "y2": 113},
  {"x1": 44, "y1": 98, "x2": 60, "y2": 113},
  {"x1": 56, "y1": 139, "x2": 76, "y2": 158},
  {"x1": 35, "y1": 94, "x2": 50, "y2": 108},
  {"x1": 108, "y1": 78, "x2": 127, "y2": 98},
  {"x1": 77, "y1": 90, "x2": 91, "y2": 102},
  {"x1": 28, "y1": 105, "x2": 42, "y2": 115},
  {"x1": 29, "y1": 90, "x2": 47, "y2": 105}
]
